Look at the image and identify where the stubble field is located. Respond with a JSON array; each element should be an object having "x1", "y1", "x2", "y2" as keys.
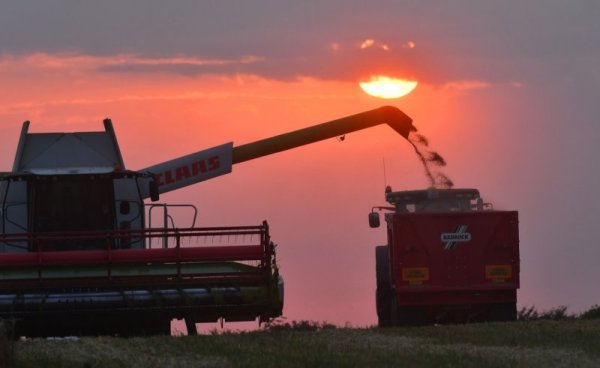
[{"x1": 8, "y1": 318, "x2": 600, "y2": 368}]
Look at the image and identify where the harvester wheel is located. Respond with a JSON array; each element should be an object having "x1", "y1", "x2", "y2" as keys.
[
  {"x1": 117, "y1": 318, "x2": 171, "y2": 337},
  {"x1": 375, "y1": 245, "x2": 393, "y2": 327},
  {"x1": 185, "y1": 319, "x2": 198, "y2": 335}
]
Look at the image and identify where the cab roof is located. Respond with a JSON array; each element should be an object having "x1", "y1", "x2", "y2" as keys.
[{"x1": 11, "y1": 120, "x2": 125, "y2": 175}]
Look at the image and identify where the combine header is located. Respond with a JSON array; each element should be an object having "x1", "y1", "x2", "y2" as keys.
[{"x1": 0, "y1": 106, "x2": 414, "y2": 336}]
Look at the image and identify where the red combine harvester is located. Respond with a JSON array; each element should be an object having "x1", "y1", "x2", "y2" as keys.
[
  {"x1": 370, "y1": 187, "x2": 519, "y2": 326},
  {"x1": 0, "y1": 106, "x2": 414, "y2": 337}
]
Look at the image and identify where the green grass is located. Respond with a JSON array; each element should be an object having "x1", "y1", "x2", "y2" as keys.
[{"x1": 10, "y1": 319, "x2": 600, "y2": 368}]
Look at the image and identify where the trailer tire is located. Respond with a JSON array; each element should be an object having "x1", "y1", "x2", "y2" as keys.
[
  {"x1": 376, "y1": 287, "x2": 392, "y2": 327},
  {"x1": 489, "y1": 302, "x2": 517, "y2": 322},
  {"x1": 375, "y1": 245, "x2": 390, "y2": 285},
  {"x1": 396, "y1": 306, "x2": 425, "y2": 326},
  {"x1": 375, "y1": 245, "x2": 393, "y2": 327}
]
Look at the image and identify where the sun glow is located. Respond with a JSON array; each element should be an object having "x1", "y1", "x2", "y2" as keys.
[{"x1": 359, "y1": 76, "x2": 418, "y2": 99}]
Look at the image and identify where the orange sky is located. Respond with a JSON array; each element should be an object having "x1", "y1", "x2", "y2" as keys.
[
  {"x1": 1, "y1": 1, "x2": 599, "y2": 330},
  {"x1": 0, "y1": 52, "x2": 501, "y2": 327}
]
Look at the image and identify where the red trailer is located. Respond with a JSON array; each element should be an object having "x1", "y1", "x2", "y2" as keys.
[{"x1": 370, "y1": 188, "x2": 519, "y2": 326}]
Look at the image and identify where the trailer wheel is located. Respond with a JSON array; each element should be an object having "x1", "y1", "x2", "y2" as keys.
[
  {"x1": 489, "y1": 302, "x2": 517, "y2": 322},
  {"x1": 376, "y1": 287, "x2": 392, "y2": 327},
  {"x1": 375, "y1": 245, "x2": 393, "y2": 327},
  {"x1": 396, "y1": 306, "x2": 426, "y2": 326}
]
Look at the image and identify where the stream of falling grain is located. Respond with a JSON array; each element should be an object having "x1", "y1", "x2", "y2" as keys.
[{"x1": 408, "y1": 132, "x2": 454, "y2": 189}]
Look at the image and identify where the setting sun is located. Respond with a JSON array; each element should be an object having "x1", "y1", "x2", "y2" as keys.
[{"x1": 359, "y1": 76, "x2": 418, "y2": 99}]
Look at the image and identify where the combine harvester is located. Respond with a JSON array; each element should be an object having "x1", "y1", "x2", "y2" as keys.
[
  {"x1": 369, "y1": 187, "x2": 520, "y2": 326},
  {"x1": 0, "y1": 106, "x2": 414, "y2": 337}
]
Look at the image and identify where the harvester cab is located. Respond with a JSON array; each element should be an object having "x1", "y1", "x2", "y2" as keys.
[
  {"x1": 2, "y1": 120, "x2": 155, "y2": 251},
  {"x1": 0, "y1": 106, "x2": 415, "y2": 337},
  {"x1": 371, "y1": 187, "x2": 520, "y2": 326}
]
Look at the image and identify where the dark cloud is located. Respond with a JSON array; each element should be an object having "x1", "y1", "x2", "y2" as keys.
[
  {"x1": 95, "y1": 46, "x2": 423, "y2": 82},
  {"x1": 1, "y1": 1, "x2": 599, "y2": 85}
]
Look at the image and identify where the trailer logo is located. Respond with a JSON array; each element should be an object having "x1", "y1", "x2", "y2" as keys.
[{"x1": 441, "y1": 225, "x2": 471, "y2": 250}]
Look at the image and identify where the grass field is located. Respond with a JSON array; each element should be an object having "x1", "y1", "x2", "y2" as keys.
[{"x1": 7, "y1": 318, "x2": 600, "y2": 368}]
